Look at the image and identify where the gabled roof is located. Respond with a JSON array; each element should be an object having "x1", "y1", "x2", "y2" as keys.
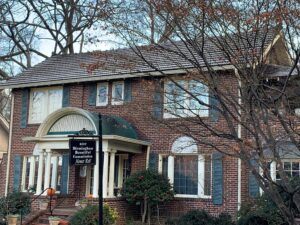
[{"x1": 0, "y1": 30, "x2": 280, "y2": 89}]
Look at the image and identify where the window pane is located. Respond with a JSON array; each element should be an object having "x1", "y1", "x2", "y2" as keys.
[
  {"x1": 165, "y1": 81, "x2": 186, "y2": 116},
  {"x1": 284, "y1": 162, "x2": 291, "y2": 170},
  {"x1": 189, "y1": 81, "x2": 209, "y2": 115},
  {"x1": 113, "y1": 83, "x2": 123, "y2": 101},
  {"x1": 204, "y1": 155, "x2": 212, "y2": 196},
  {"x1": 174, "y1": 156, "x2": 198, "y2": 195},
  {"x1": 162, "y1": 156, "x2": 168, "y2": 178},
  {"x1": 48, "y1": 89, "x2": 63, "y2": 114},
  {"x1": 98, "y1": 84, "x2": 108, "y2": 103},
  {"x1": 292, "y1": 162, "x2": 299, "y2": 171},
  {"x1": 31, "y1": 91, "x2": 46, "y2": 123}
]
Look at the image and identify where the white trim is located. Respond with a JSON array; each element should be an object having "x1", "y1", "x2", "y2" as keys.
[
  {"x1": 146, "y1": 146, "x2": 151, "y2": 169},
  {"x1": 35, "y1": 107, "x2": 99, "y2": 137},
  {"x1": 112, "y1": 81, "x2": 124, "y2": 105},
  {"x1": 21, "y1": 156, "x2": 28, "y2": 192},
  {"x1": 158, "y1": 154, "x2": 163, "y2": 174},
  {"x1": 167, "y1": 156, "x2": 174, "y2": 185},
  {"x1": 5, "y1": 93, "x2": 14, "y2": 196},
  {"x1": 96, "y1": 82, "x2": 109, "y2": 106},
  {"x1": 270, "y1": 161, "x2": 277, "y2": 181},
  {"x1": 198, "y1": 155, "x2": 205, "y2": 197},
  {"x1": 236, "y1": 68, "x2": 242, "y2": 211}
]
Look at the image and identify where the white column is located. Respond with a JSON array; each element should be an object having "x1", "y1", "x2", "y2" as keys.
[
  {"x1": 21, "y1": 156, "x2": 27, "y2": 191},
  {"x1": 51, "y1": 156, "x2": 58, "y2": 190},
  {"x1": 36, "y1": 151, "x2": 44, "y2": 195},
  {"x1": 28, "y1": 156, "x2": 36, "y2": 190},
  {"x1": 103, "y1": 150, "x2": 109, "y2": 198},
  {"x1": 167, "y1": 156, "x2": 174, "y2": 185},
  {"x1": 198, "y1": 155, "x2": 205, "y2": 197},
  {"x1": 108, "y1": 150, "x2": 116, "y2": 197},
  {"x1": 93, "y1": 149, "x2": 99, "y2": 198},
  {"x1": 43, "y1": 149, "x2": 52, "y2": 195},
  {"x1": 118, "y1": 156, "x2": 124, "y2": 188},
  {"x1": 270, "y1": 161, "x2": 277, "y2": 181}
]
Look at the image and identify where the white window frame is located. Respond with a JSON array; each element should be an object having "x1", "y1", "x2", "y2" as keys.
[
  {"x1": 270, "y1": 159, "x2": 300, "y2": 182},
  {"x1": 112, "y1": 81, "x2": 124, "y2": 105},
  {"x1": 96, "y1": 82, "x2": 109, "y2": 106},
  {"x1": 28, "y1": 86, "x2": 63, "y2": 124},
  {"x1": 167, "y1": 154, "x2": 212, "y2": 199},
  {"x1": 163, "y1": 79, "x2": 209, "y2": 119}
]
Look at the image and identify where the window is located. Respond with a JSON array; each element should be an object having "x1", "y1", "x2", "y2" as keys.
[
  {"x1": 164, "y1": 80, "x2": 209, "y2": 118},
  {"x1": 96, "y1": 83, "x2": 108, "y2": 106},
  {"x1": 112, "y1": 81, "x2": 124, "y2": 105},
  {"x1": 268, "y1": 160, "x2": 300, "y2": 182},
  {"x1": 174, "y1": 155, "x2": 198, "y2": 195},
  {"x1": 29, "y1": 87, "x2": 63, "y2": 124},
  {"x1": 276, "y1": 160, "x2": 300, "y2": 181},
  {"x1": 165, "y1": 136, "x2": 212, "y2": 198}
]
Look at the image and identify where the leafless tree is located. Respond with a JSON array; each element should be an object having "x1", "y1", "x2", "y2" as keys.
[
  {"x1": 0, "y1": 0, "x2": 106, "y2": 78},
  {"x1": 95, "y1": 0, "x2": 300, "y2": 224}
]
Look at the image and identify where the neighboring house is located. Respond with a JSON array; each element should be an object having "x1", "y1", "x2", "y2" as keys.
[
  {"x1": 0, "y1": 114, "x2": 9, "y2": 162},
  {"x1": 0, "y1": 30, "x2": 297, "y2": 223}
]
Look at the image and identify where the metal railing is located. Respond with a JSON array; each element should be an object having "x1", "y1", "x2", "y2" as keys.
[{"x1": 20, "y1": 187, "x2": 52, "y2": 224}]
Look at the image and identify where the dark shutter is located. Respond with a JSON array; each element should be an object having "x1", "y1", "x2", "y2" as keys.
[
  {"x1": 209, "y1": 90, "x2": 219, "y2": 122},
  {"x1": 212, "y1": 152, "x2": 223, "y2": 205},
  {"x1": 124, "y1": 79, "x2": 132, "y2": 102},
  {"x1": 20, "y1": 89, "x2": 29, "y2": 128},
  {"x1": 153, "y1": 80, "x2": 163, "y2": 119},
  {"x1": 249, "y1": 159, "x2": 260, "y2": 198},
  {"x1": 61, "y1": 154, "x2": 69, "y2": 195},
  {"x1": 148, "y1": 152, "x2": 158, "y2": 172},
  {"x1": 13, "y1": 155, "x2": 22, "y2": 192},
  {"x1": 62, "y1": 86, "x2": 70, "y2": 107},
  {"x1": 88, "y1": 83, "x2": 97, "y2": 106}
]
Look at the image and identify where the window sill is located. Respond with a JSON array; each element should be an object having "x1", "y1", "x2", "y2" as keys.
[
  {"x1": 163, "y1": 113, "x2": 209, "y2": 119},
  {"x1": 96, "y1": 103, "x2": 108, "y2": 107},
  {"x1": 175, "y1": 194, "x2": 212, "y2": 199},
  {"x1": 111, "y1": 101, "x2": 124, "y2": 106}
]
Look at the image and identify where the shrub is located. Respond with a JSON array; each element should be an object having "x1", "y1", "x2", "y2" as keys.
[
  {"x1": 70, "y1": 204, "x2": 118, "y2": 225},
  {"x1": 165, "y1": 210, "x2": 235, "y2": 225},
  {"x1": 121, "y1": 169, "x2": 174, "y2": 224},
  {"x1": 0, "y1": 192, "x2": 31, "y2": 217},
  {"x1": 237, "y1": 195, "x2": 288, "y2": 225}
]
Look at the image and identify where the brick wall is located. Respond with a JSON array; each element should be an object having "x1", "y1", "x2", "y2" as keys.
[{"x1": 6, "y1": 72, "x2": 245, "y2": 224}]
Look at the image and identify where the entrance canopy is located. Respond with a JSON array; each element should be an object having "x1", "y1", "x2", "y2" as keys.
[{"x1": 23, "y1": 107, "x2": 150, "y2": 153}]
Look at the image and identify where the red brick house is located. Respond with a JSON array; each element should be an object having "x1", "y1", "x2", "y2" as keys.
[{"x1": 0, "y1": 31, "x2": 297, "y2": 224}]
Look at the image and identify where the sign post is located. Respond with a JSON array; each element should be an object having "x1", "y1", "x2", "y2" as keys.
[{"x1": 68, "y1": 114, "x2": 103, "y2": 225}]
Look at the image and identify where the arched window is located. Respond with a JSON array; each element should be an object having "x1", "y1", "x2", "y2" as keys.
[{"x1": 160, "y1": 136, "x2": 212, "y2": 198}]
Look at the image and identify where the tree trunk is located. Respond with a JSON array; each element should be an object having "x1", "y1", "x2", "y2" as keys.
[
  {"x1": 147, "y1": 203, "x2": 151, "y2": 225},
  {"x1": 141, "y1": 198, "x2": 147, "y2": 224}
]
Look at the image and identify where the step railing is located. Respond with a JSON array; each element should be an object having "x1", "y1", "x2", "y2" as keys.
[
  {"x1": 49, "y1": 188, "x2": 81, "y2": 215},
  {"x1": 21, "y1": 187, "x2": 52, "y2": 225}
]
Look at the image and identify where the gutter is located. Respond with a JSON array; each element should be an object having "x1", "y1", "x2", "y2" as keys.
[{"x1": 5, "y1": 93, "x2": 14, "y2": 196}]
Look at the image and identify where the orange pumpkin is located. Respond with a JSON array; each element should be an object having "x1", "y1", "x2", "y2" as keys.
[{"x1": 47, "y1": 188, "x2": 56, "y2": 196}]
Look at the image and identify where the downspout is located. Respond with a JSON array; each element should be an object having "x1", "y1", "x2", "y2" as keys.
[
  {"x1": 235, "y1": 69, "x2": 242, "y2": 211},
  {"x1": 5, "y1": 92, "x2": 14, "y2": 196}
]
